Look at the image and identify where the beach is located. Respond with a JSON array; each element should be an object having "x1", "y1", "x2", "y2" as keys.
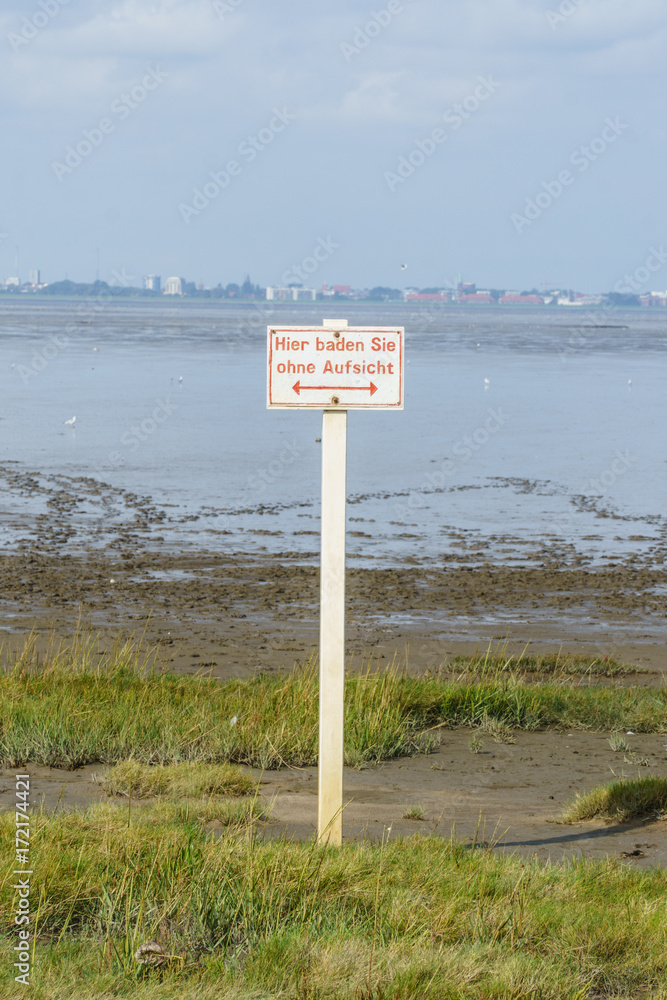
[{"x1": 1, "y1": 298, "x2": 666, "y2": 862}]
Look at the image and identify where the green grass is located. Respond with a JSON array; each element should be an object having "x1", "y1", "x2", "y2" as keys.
[
  {"x1": 92, "y1": 760, "x2": 266, "y2": 829},
  {"x1": 2, "y1": 635, "x2": 666, "y2": 997},
  {"x1": 447, "y1": 645, "x2": 647, "y2": 678},
  {"x1": 562, "y1": 777, "x2": 667, "y2": 823},
  {"x1": 1, "y1": 804, "x2": 667, "y2": 999},
  {"x1": 1, "y1": 634, "x2": 666, "y2": 771}
]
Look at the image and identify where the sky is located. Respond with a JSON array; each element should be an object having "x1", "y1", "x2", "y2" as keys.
[{"x1": 1, "y1": 0, "x2": 666, "y2": 292}]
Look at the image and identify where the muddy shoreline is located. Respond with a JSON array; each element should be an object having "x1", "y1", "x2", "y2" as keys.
[{"x1": 0, "y1": 547, "x2": 665, "y2": 679}]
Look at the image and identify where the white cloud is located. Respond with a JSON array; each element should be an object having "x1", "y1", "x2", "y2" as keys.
[{"x1": 326, "y1": 73, "x2": 411, "y2": 125}]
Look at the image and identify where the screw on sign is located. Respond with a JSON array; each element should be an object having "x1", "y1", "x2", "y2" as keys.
[{"x1": 267, "y1": 321, "x2": 404, "y2": 846}]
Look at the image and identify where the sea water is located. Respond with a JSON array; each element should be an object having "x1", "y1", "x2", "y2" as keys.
[{"x1": 1, "y1": 298, "x2": 665, "y2": 567}]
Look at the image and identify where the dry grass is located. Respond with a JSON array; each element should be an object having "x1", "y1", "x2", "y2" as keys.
[
  {"x1": 477, "y1": 711, "x2": 516, "y2": 744},
  {"x1": 98, "y1": 760, "x2": 255, "y2": 799},
  {"x1": 446, "y1": 642, "x2": 646, "y2": 678},
  {"x1": 561, "y1": 776, "x2": 667, "y2": 823},
  {"x1": 401, "y1": 805, "x2": 425, "y2": 821}
]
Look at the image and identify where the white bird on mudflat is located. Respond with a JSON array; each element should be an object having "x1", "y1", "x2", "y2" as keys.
[{"x1": 64, "y1": 416, "x2": 76, "y2": 427}]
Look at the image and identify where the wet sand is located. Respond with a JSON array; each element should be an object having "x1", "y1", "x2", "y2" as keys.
[
  {"x1": 3, "y1": 729, "x2": 666, "y2": 867},
  {"x1": 1, "y1": 548, "x2": 665, "y2": 679}
]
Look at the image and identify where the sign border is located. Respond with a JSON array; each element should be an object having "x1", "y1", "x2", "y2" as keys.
[{"x1": 267, "y1": 325, "x2": 404, "y2": 410}]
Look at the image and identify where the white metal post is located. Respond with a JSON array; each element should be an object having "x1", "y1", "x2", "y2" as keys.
[{"x1": 318, "y1": 321, "x2": 348, "y2": 845}]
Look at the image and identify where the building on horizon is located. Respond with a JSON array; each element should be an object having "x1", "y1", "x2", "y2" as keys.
[
  {"x1": 640, "y1": 291, "x2": 667, "y2": 306},
  {"x1": 404, "y1": 291, "x2": 450, "y2": 302},
  {"x1": 163, "y1": 276, "x2": 184, "y2": 296},
  {"x1": 144, "y1": 275, "x2": 161, "y2": 292},
  {"x1": 459, "y1": 293, "x2": 494, "y2": 304},
  {"x1": 266, "y1": 285, "x2": 316, "y2": 301},
  {"x1": 456, "y1": 277, "x2": 476, "y2": 298},
  {"x1": 28, "y1": 269, "x2": 40, "y2": 286},
  {"x1": 499, "y1": 294, "x2": 544, "y2": 305}
]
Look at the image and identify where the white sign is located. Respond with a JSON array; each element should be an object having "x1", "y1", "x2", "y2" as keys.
[
  {"x1": 266, "y1": 319, "x2": 405, "y2": 845},
  {"x1": 267, "y1": 325, "x2": 404, "y2": 409}
]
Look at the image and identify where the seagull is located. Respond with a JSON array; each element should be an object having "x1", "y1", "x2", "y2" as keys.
[
  {"x1": 178, "y1": 375, "x2": 183, "y2": 383},
  {"x1": 400, "y1": 264, "x2": 408, "y2": 270},
  {"x1": 628, "y1": 379, "x2": 632, "y2": 386},
  {"x1": 64, "y1": 416, "x2": 76, "y2": 427},
  {"x1": 484, "y1": 377, "x2": 490, "y2": 387}
]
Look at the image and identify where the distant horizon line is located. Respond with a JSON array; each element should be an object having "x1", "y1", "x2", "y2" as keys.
[{"x1": 2, "y1": 276, "x2": 664, "y2": 303}]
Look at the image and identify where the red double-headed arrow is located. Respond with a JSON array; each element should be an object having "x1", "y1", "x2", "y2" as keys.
[{"x1": 292, "y1": 380, "x2": 378, "y2": 396}]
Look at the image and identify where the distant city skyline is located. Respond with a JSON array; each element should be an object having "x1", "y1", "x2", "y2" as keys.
[{"x1": 4, "y1": 271, "x2": 667, "y2": 308}]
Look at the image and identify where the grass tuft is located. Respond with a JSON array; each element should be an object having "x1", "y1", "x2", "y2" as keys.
[
  {"x1": 401, "y1": 805, "x2": 425, "y2": 821},
  {"x1": 447, "y1": 642, "x2": 645, "y2": 678},
  {"x1": 98, "y1": 760, "x2": 255, "y2": 799},
  {"x1": 561, "y1": 776, "x2": 667, "y2": 823}
]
